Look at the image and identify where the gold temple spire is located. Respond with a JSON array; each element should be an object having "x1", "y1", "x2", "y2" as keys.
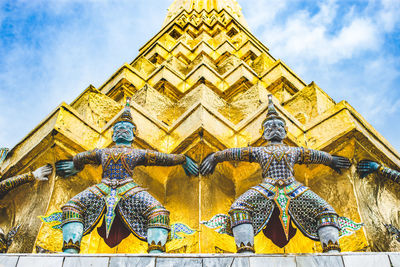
[
  {"x1": 11, "y1": 0, "x2": 389, "y2": 255},
  {"x1": 163, "y1": 0, "x2": 249, "y2": 29}
]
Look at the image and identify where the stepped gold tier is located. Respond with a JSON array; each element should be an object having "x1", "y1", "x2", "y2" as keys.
[{"x1": 1, "y1": 0, "x2": 399, "y2": 254}]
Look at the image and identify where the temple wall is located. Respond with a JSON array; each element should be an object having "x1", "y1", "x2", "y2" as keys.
[{"x1": 1, "y1": 0, "x2": 399, "y2": 255}]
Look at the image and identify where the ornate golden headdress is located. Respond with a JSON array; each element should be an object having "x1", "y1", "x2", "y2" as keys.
[
  {"x1": 262, "y1": 94, "x2": 286, "y2": 129},
  {"x1": 114, "y1": 98, "x2": 137, "y2": 132}
]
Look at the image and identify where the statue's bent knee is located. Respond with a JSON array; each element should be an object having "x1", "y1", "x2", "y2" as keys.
[{"x1": 62, "y1": 222, "x2": 84, "y2": 254}]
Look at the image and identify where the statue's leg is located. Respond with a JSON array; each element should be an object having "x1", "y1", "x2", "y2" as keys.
[
  {"x1": 146, "y1": 206, "x2": 170, "y2": 253},
  {"x1": 318, "y1": 225, "x2": 340, "y2": 253},
  {"x1": 118, "y1": 189, "x2": 172, "y2": 253},
  {"x1": 60, "y1": 190, "x2": 92, "y2": 254},
  {"x1": 147, "y1": 227, "x2": 169, "y2": 254},
  {"x1": 62, "y1": 222, "x2": 83, "y2": 254},
  {"x1": 121, "y1": 190, "x2": 170, "y2": 253},
  {"x1": 228, "y1": 187, "x2": 272, "y2": 254},
  {"x1": 232, "y1": 223, "x2": 255, "y2": 254},
  {"x1": 289, "y1": 189, "x2": 341, "y2": 253},
  {"x1": 317, "y1": 213, "x2": 341, "y2": 253}
]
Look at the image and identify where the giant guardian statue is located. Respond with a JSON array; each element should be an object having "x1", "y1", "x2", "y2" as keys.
[
  {"x1": 201, "y1": 95, "x2": 362, "y2": 253},
  {"x1": 55, "y1": 99, "x2": 199, "y2": 254}
]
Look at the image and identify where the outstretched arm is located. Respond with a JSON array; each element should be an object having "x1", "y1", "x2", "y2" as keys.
[
  {"x1": 56, "y1": 149, "x2": 101, "y2": 178},
  {"x1": 357, "y1": 160, "x2": 400, "y2": 182},
  {"x1": 297, "y1": 148, "x2": 351, "y2": 174},
  {"x1": 200, "y1": 147, "x2": 254, "y2": 176},
  {"x1": 141, "y1": 150, "x2": 199, "y2": 176},
  {"x1": 0, "y1": 173, "x2": 34, "y2": 196},
  {"x1": 0, "y1": 164, "x2": 52, "y2": 196}
]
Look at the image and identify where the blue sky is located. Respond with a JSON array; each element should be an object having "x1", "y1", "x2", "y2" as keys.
[{"x1": 0, "y1": 0, "x2": 399, "y2": 153}]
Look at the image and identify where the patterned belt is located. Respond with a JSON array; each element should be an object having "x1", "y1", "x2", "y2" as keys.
[
  {"x1": 102, "y1": 178, "x2": 133, "y2": 189},
  {"x1": 263, "y1": 176, "x2": 295, "y2": 187}
]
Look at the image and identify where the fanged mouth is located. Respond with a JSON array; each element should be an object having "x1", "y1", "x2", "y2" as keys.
[{"x1": 116, "y1": 130, "x2": 130, "y2": 135}]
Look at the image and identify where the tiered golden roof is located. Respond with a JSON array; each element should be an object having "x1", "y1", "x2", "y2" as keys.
[
  {"x1": 163, "y1": 0, "x2": 249, "y2": 28},
  {"x1": 1, "y1": 0, "x2": 400, "y2": 254}
]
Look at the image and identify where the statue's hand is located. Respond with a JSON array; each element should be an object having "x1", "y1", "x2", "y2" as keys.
[
  {"x1": 200, "y1": 153, "x2": 217, "y2": 176},
  {"x1": 55, "y1": 160, "x2": 79, "y2": 178},
  {"x1": 182, "y1": 156, "x2": 199, "y2": 177},
  {"x1": 32, "y1": 164, "x2": 53, "y2": 181},
  {"x1": 357, "y1": 160, "x2": 380, "y2": 179},
  {"x1": 330, "y1": 156, "x2": 351, "y2": 174}
]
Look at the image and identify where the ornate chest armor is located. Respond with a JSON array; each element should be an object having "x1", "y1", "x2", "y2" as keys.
[
  {"x1": 101, "y1": 147, "x2": 141, "y2": 186},
  {"x1": 73, "y1": 146, "x2": 186, "y2": 188},
  {"x1": 214, "y1": 144, "x2": 332, "y2": 187},
  {"x1": 253, "y1": 145, "x2": 297, "y2": 186}
]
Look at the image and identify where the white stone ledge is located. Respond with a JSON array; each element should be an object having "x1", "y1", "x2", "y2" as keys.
[{"x1": 1, "y1": 253, "x2": 399, "y2": 267}]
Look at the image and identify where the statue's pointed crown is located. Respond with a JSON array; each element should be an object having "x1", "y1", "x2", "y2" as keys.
[
  {"x1": 262, "y1": 95, "x2": 286, "y2": 127},
  {"x1": 114, "y1": 98, "x2": 137, "y2": 130}
]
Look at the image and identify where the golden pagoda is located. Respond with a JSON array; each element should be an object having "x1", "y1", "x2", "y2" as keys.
[{"x1": 1, "y1": 0, "x2": 400, "y2": 254}]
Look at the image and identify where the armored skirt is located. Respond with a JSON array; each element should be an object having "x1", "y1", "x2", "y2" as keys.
[
  {"x1": 61, "y1": 182, "x2": 169, "y2": 247},
  {"x1": 229, "y1": 180, "x2": 338, "y2": 247}
]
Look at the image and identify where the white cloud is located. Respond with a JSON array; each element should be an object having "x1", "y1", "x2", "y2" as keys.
[
  {"x1": 379, "y1": 0, "x2": 400, "y2": 31},
  {"x1": 330, "y1": 18, "x2": 379, "y2": 61},
  {"x1": 0, "y1": 0, "x2": 171, "y2": 148},
  {"x1": 243, "y1": 0, "x2": 399, "y2": 67},
  {"x1": 243, "y1": 0, "x2": 400, "y2": 150},
  {"x1": 253, "y1": 1, "x2": 381, "y2": 65},
  {"x1": 242, "y1": 0, "x2": 288, "y2": 28}
]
